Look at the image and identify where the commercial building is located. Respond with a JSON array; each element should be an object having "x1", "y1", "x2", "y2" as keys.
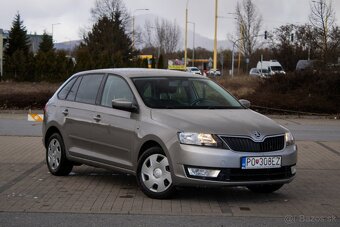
[{"x1": 0, "y1": 29, "x2": 9, "y2": 78}]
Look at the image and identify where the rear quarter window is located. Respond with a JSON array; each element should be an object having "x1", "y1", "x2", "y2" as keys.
[{"x1": 57, "y1": 77, "x2": 76, "y2": 100}]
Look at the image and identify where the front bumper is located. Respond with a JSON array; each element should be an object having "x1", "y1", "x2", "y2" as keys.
[{"x1": 169, "y1": 142, "x2": 297, "y2": 186}]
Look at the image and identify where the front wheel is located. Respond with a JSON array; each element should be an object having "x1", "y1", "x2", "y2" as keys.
[
  {"x1": 247, "y1": 184, "x2": 284, "y2": 193},
  {"x1": 46, "y1": 133, "x2": 73, "y2": 176},
  {"x1": 137, "y1": 147, "x2": 175, "y2": 199}
]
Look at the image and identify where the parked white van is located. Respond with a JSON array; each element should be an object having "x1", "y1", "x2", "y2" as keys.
[{"x1": 256, "y1": 60, "x2": 286, "y2": 76}]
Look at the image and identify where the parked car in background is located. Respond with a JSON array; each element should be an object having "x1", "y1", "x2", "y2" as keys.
[
  {"x1": 257, "y1": 60, "x2": 286, "y2": 76},
  {"x1": 249, "y1": 68, "x2": 269, "y2": 78},
  {"x1": 186, "y1": 66, "x2": 202, "y2": 75},
  {"x1": 295, "y1": 60, "x2": 323, "y2": 72},
  {"x1": 43, "y1": 68, "x2": 297, "y2": 199},
  {"x1": 207, "y1": 69, "x2": 221, "y2": 76}
]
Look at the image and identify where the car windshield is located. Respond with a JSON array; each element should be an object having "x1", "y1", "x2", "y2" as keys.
[
  {"x1": 191, "y1": 68, "x2": 200, "y2": 72},
  {"x1": 132, "y1": 77, "x2": 243, "y2": 109},
  {"x1": 271, "y1": 66, "x2": 283, "y2": 71}
]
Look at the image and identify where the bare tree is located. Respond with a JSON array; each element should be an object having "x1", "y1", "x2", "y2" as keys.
[
  {"x1": 91, "y1": 0, "x2": 129, "y2": 25},
  {"x1": 143, "y1": 17, "x2": 181, "y2": 54},
  {"x1": 234, "y1": 0, "x2": 262, "y2": 57},
  {"x1": 309, "y1": 0, "x2": 335, "y2": 61}
]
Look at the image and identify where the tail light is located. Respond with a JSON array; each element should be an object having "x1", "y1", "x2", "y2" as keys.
[{"x1": 43, "y1": 104, "x2": 47, "y2": 116}]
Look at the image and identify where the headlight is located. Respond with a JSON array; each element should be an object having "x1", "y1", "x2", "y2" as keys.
[
  {"x1": 285, "y1": 132, "x2": 295, "y2": 146},
  {"x1": 178, "y1": 132, "x2": 223, "y2": 147}
]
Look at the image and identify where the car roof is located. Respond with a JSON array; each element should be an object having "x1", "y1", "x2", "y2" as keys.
[{"x1": 72, "y1": 68, "x2": 202, "y2": 79}]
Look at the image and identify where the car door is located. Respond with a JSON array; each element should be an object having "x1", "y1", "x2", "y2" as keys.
[
  {"x1": 61, "y1": 74, "x2": 105, "y2": 159},
  {"x1": 90, "y1": 74, "x2": 138, "y2": 170}
]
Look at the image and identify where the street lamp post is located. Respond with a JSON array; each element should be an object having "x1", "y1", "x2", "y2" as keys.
[
  {"x1": 187, "y1": 21, "x2": 195, "y2": 67},
  {"x1": 132, "y1": 9, "x2": 149, "y2": 49},
  {"x1": 213, "y1": 0, "x2": 218, "y2": 70},
  {"x1": 51, "y1": 23, "x2": 60, "y2": 43},
  {"x1": 231, "y1": 37, "x2": 244, "y2": 77}
]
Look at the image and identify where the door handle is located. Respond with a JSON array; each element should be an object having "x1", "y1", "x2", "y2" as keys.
[
  {"x1": 93, "y1": 114, "x2": 101, "y2": 122},
  {"x1": 62, "y1": 109, "x2": 69, "y2": 116}
]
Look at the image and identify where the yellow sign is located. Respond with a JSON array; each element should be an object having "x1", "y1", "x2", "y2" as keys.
[
  {"x1": 28, "y1": 114, "x2": 44, "y2": 122},
  {"x1": 168, "y1": 65, "x2": 186, "y2": 70},
  {"x1": 138, "y1": 55, "x2": 153, "y2": 68},
  {"x1": 139, "y1": 55, "x2": 153, "y2": 59}
]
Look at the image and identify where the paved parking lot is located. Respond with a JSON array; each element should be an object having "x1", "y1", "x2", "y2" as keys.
[{"x1": 0, "y1": 116, "x2": 339, "y2": 225}]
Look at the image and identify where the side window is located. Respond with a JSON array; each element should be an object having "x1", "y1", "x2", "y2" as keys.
[
  {"x1": 66, "y1": 76, "x2": 81, "y2": 101},
  {"x1": 101, "y1": 75, "x2": 134, "y2": 107},
  {"x1": 58, "y1": 77, "x2": 76, "y2": 100},
  {"x1": 75, "y1": 74, "x2": 104, "y2": 104}
]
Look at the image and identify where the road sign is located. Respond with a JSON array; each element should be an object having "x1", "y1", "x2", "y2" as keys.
[{"x1": 28, "y1": 114, "x2": 44, "y2": 122}]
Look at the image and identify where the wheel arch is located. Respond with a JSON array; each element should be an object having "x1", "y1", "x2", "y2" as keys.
[{"x1": 44, "y1": 126, "x2": 63, "y2": 148}]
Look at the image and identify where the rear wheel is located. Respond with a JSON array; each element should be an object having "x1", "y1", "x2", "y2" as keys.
[
  {"x1": 247, "y1": 184, "x2": 284, "y2": 193},
  {"x1": 137, "y1": 147, "x2": 175, "y2": 199},
  {"x1": 46, "y1": 133, "x2": 73, "y2": 176}
]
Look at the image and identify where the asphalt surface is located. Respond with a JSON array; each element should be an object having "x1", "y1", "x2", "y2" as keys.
[
  {"x1": 0, "y1": 212, "x2": 337, "y2": 227},
  {"x1": 0, "y1": 113, "x2": 339, "y2": 226}
]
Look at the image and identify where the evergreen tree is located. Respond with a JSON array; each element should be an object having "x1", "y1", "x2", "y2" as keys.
[
  {"x1": 38, "y1": 32, "x2": 54, "y2": 53},
  {"x1": 157, "y1": 54, "x2": 164, "y2": 69},
  {"x1": 75, "y1": 2, "x2": 137, "y2": 70},
  {"x1": 5, "y1": 13, "x2": 30, "y2": 57},
  {"x1": 4, "y1": 13, "x2": 32, "y2": 81},
  {"x1": 151, "y1": 57, "x2": 156, "y2": 68},
  {"x1": 142, "y1": 58, "x2": 149, "y2": 68}
]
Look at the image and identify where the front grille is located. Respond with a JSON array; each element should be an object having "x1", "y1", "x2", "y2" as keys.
[{"x1": 220, "y1": 136, "x2": 284, "y2": 152}]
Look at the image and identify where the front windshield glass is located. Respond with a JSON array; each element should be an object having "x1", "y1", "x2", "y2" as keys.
[{"x1": 132, "y1": 77, "x2": 243, "y2": 109}]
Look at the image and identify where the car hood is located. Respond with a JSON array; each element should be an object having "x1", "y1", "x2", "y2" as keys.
[{"x1": 151, "y1": 109, "x2": 286, "y2": 138}]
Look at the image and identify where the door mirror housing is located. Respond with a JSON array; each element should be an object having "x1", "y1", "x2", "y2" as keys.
[
  {"x1": 112, "y1": 99, "x2": 139, "y2": 113},
  {"x1": 239, "y1": 99, "x2": 251, "y2": 108}
]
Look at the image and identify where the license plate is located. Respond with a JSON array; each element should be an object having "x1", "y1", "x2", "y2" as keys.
[{"x1": 241, "y1": 156, "x2": 281, "y2": 169}]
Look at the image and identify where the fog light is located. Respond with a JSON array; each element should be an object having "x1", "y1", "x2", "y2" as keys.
[
  {"x1": 187, "y1": 167, "x2": 220, "y2": 178},
  {"x1": 291, "y1": 165, "x2": 296, "y2": 175}
]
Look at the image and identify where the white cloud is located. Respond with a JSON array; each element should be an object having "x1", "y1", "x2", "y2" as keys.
[{"x1": 1, "y1": 0, "x2": 339, "y2": 43}]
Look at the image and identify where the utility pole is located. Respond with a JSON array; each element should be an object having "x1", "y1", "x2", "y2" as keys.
[
  {"x1": 213, "y1": 0, "x2": 218, "y2": 70},
  {"x1": 188, "y1": 21, "x2": 196, "y2": 67},
  {"x1": 237, "y1": 23, "x2": 244, "y2": 75},
  {"x1": 184, "y1": 0, "x2": 189, "y2": 70}
]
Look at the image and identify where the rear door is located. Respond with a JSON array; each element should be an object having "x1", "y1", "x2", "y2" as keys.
[{"x1": 61, "y1": 74, "x2": 105, "y2": 158}]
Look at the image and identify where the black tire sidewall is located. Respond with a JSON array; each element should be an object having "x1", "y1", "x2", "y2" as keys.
[
  {"x1": 136, "y1": 147, "x2": 175, "y2": 199},
  {"x1": 46, "y1": 133, "x2": 72, "y2": 176}
]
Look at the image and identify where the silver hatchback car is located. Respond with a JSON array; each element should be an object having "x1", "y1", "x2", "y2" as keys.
[{"x1": 43, "y1": 68, "x2": 297, "y2": 199}]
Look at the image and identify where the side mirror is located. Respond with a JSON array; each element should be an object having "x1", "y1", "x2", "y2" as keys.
[
  {"x1": 112, "y1": 99, "x2": 138, "y2": 113},
  {"x1": 239, "y1": 99, "x2": 251, "y2": 108}
]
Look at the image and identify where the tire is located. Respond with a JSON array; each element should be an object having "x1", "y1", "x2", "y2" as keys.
[
  {"x1": 46, "y1": 133, "x2": 73, "y2": 176},
  {"x1": 137, "y1": 147, "x2": 175, "y2": 199},
  {"x1": 247, "y1": 184, "x2": 284, "y2": 193}
]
